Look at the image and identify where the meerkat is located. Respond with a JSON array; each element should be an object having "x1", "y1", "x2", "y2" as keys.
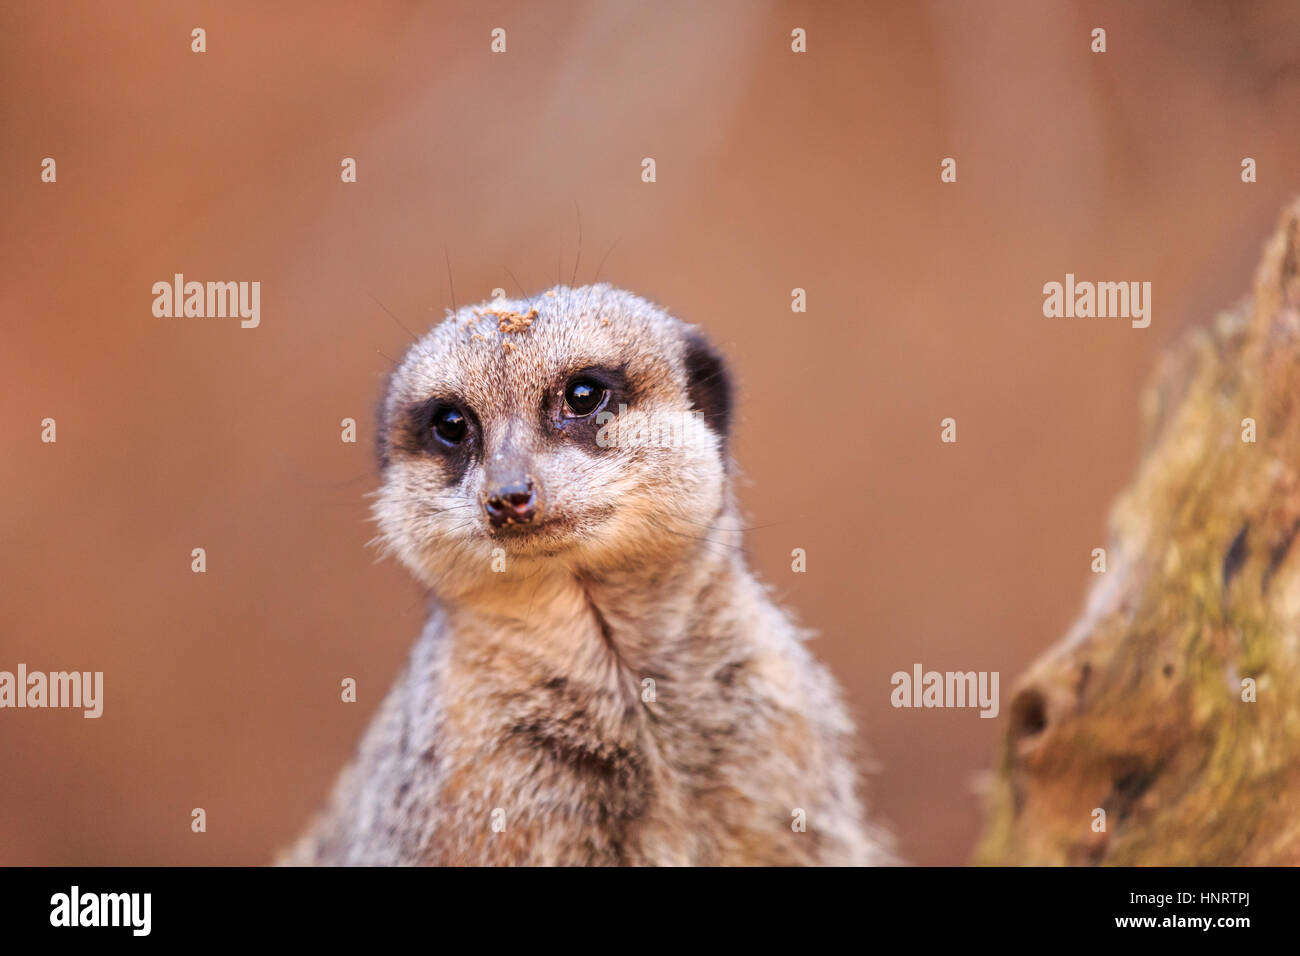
[{"x1": 282, "y1": 284, "x2": 889, "y2": 866}]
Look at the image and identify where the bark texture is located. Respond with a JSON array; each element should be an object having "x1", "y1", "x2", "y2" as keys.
[{"x1": 976, "y1": 199, "x2": 1300, "y2": 865}]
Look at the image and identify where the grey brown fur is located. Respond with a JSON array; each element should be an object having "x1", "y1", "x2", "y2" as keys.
[{"x1": 282, "y1": 285, "x2": 888, "y2": 865}]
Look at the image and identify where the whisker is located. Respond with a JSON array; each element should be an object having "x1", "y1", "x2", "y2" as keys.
[
  {"x1": 646, "y1": 515, "x2": 747, "y2": 558},
  {"x1": 571, "y1": 201, "x2": 582, "y2": 288},
  {"x1": 366, "y1": 291, "x2": 437, "y2": 366},
  {"x1": 444, "y1": 248, "x2": 459, "y2": 317},
  {"x1": 366, "y1": 291, "x2": 421, "y2": 344},
  {"x1": 590, "y1": 237, "x2": 620, "y2": 287},
  {"x1": 503, "y1": 266, "x2": 539, "y2": 314}
]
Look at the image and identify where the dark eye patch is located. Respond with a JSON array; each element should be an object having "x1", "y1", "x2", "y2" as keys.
[
  {"x1": 387, "y1": 395, "x2": 479, "y2": 482},
  {"x1": 549, "y1": 365, "x2": 631, "y2": 447}
]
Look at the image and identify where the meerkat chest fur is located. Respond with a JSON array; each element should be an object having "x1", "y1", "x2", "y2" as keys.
[
  {"x1": 428, "y1": 551, "x2": 766, "y2": 860},
  {"x1": 286, "y1": 285, "x2": 883, "y2": 866}
]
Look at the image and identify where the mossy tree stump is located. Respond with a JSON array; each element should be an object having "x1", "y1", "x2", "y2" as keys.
[{"x1": 976, "y1": 200, "x2": 1300, "y2": 865}]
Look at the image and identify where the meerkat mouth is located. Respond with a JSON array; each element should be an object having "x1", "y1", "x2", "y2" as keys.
[
  {"x1": 486, "y1": 515, "x2": 575, "y2": 544},
  {"x1": 483, "y1": 506, "x2": 615, "y2": 554}
]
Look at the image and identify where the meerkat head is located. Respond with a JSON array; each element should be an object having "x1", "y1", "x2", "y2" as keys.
[{"x1": 373, "y1": 284, "x2": 734, "y2": 596}]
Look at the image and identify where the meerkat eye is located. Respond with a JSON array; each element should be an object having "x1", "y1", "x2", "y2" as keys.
[
  {"x1": 432, "y1": 406, "x2": 468, "y2": 445},
  {"x1": 564, "y1": 378, "x2": 609, "y2": 417}
]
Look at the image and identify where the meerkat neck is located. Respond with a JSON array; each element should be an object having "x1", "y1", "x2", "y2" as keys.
[{"x1": 436, "y1": 521, "x2": 752, "y2": 692}]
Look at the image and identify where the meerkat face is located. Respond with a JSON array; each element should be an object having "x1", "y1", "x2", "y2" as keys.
[{"x1": 373, "y1": 285, "x2": 734, "y2": 595}]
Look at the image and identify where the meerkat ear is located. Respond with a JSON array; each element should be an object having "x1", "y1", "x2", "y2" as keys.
[{"x1": 683, "y1": 330, "x2": 733, "y2": 445}]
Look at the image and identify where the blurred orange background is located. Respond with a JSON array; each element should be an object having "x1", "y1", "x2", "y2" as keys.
[{"x1": 3, "y1": 1, "x2": 1300, "y2": 865}]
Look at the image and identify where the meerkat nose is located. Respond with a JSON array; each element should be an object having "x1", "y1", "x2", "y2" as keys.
[{"x1": 484, "y1": 478, "x2": 539, "y2": 528}]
